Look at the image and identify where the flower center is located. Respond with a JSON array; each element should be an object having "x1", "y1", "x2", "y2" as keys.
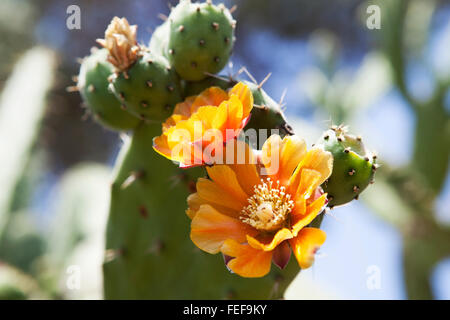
[{"x1": 240, "y1": 178, "x2": 294, "y2": 232}]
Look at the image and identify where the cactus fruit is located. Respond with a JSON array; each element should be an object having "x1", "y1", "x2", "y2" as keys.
[
  {"x1": 149, "y1": 20, "x2": 170, "y2": 58},
  {"x1": 243, "y1": 81, "x2": 293, "y2": 148},
  {"x1": 167, "y1": 0, "x2": 235, "y2": 81},
  {"x1": 97, "y1": 17, "x2": 183, "y2": 122},
  {"x1": 78, "y1": 48, "x2": 141, "y2": 130},
  {"x1": 318, "y1": 125, "x2": 377, "y2": 207},
  {"x1": 109, "y1": 53, "x2": 183, "y2": 122}
]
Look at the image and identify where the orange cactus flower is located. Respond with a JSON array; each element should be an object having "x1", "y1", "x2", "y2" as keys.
[
  {"x1": 187, "y1": 135, "x2": 333, "y2": 278},
  {"x1": 153, "y1": 82, "x2": 253, "y2": 167}
]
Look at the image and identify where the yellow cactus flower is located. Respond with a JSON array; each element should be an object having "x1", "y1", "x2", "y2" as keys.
[
  {"x1": 153, "y1": 82, "x2": 253, "y2": 167},
  {"x1": 187, "y1": 135, "x2": 333, "y2": 278}
]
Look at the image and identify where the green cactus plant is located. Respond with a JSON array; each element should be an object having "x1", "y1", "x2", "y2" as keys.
[
  {"x1": 167, "y1": 0, "x2": 235, "y2": 81},
  {"x1": 78, "y1": 48, "x2": 141, "y2": 131},
  {"x1": 318, "y1": 125, "x2": 376, "y2": 208}
]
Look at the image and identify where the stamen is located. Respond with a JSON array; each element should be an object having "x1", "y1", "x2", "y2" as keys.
[{"x1": 240, "y1": 178, "x2": 294, "y2": 231}]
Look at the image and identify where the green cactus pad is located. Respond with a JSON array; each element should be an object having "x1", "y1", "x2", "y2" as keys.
[
  {"x1": 78, "y1": 48, "x2": 140, "y2": 131},
  {"x1": 110, "y1": 53, "x2": 182, "y2": 122},
  {"x1": 149, "y1": 20, "x2": 170, "y2": 58},
  {"x1": 318, "y1": 126, "x2": 377, "y2": 207},
  {"x1": 243, "y1": 81, "x2": 293, "y2": 148},
  {"x1": 183, "y1": 75, "x2": 233, "y2": 97},
  {"x1": 167, "y1": 0, "x2": 235, "y2": 81}
]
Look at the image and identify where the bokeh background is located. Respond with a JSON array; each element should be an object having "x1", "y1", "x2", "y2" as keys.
[{"x1": 0, "y1": 0, "x2": 449, "y2": 299}]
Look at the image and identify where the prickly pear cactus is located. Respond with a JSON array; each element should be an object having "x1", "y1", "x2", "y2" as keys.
[
  {"x1": 103, "y1": 123, "x2": 299, "y2": 299},
  {"x1": 109, "y1": 53, "x2": 183, "y2": 122},
  {"x1": 78, "y1": 48, "x2": 140, "y2": 130},
  {"x1": 167, "y1": 0, "x2": 235, "y2": 81},
  {"x1": 318, "y1": 126, "x2": 377, "y2": 207}
]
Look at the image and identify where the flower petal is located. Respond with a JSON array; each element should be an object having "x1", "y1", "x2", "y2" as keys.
[
  {"x1": 291, "y1": 193, "x2": 327, "y2": 236},
  {"x1": 289, "y1": 227, "x2": 326, "y2": 269},
  {"x1": 226, "y1": 140, "x2": 261, "y2": 196},
  {"x1": 206, "y1": 165, "x2": 249, "y2": 206},
  {"x1": 190, "y1": 205, "x2": 256, "y2": 254},
  {"x1": 190, "y1": 86, "x2": 229, "y2": 114},
  {"x1": 221, "y1": 239, "x2": 273, "y2": 278},
  {"x1": 260, "y1": 134, "x2": 282, "y2": 178},
  {"x1": 288, "y1": 147, "x2": 333, "y2": 195},
  {"x1": 173, "y1": 96, "x2": 196, "y2": 117},
  {"x1": 228, "y1": 82, "x2": 253, "y2": 118},
  {"x1": 246, "y1": 228, "x2": 293, "y2": 251},
  {"x1": 279, "y1": 136, "x2": 307, "y2": 184},
  {"x1": 295, "y1": 168, "x2": 322, "y2": 199},
  {"x1": 196, "y1": 178, "x2": 242, "y2": 216}
]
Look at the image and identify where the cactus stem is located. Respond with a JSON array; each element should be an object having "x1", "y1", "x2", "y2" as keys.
[{"x1": 121, "y1": 170, "x2": 145, "y2": 189}]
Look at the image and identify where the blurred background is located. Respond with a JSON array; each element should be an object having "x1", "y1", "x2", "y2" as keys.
[{"x1": 0, "y1": 0, "x2": 449, "y2": 299}]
